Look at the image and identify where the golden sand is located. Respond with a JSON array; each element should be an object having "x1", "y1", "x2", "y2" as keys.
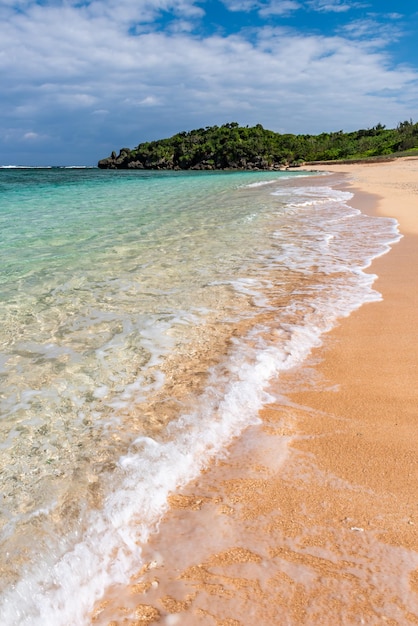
[{"x1": 92, "y1": 158, "x2": 418, "y2": 626}]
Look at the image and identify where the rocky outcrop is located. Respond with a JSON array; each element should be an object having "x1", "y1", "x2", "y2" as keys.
[{"x1": 98, "y1": 149, "x2": 134, "y2": 169}]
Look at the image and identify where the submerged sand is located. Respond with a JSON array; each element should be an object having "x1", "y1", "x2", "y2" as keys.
[{"x1": 92, "y1": 158, "x2": 418, "y2": 625}]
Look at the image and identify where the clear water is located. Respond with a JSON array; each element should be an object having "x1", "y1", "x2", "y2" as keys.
[{"x1": 0, "y1": 167, "x2": 401, "y2": 624}]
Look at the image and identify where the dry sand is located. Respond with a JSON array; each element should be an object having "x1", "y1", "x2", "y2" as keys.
[{"x1": 92, "y1": 158, "x2": 418, "y2": 626}]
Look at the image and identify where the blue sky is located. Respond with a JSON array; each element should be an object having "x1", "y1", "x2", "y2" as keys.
[{"x1": 1, "y1": 0, "x2": 417, "y2": 165}]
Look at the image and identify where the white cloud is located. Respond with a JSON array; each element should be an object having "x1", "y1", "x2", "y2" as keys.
[
  {"x1": 221, "y1": 0, "x2": 301, "y2": 15},
  {"x1": 0, "y1": 127, "x2": 48, "y2": 143},
  {"x1": 259, "y1": 1, "x2": 301, "y2": 17},
  {"x1": 23, "y1": 131, "x2": 39, "y2": 140},
  {"x1": 55, "y1": 93, "x2": 98, "y2": 108},
  {"x1": 340, "y1": 17, "x2": 402, "y2": 42},
  {"x1": 138, "y1": 96, "x2": 162, "y2": 106},
  {"x1": 307, "y1": 0, "x2": 354, "y2": 13},
  {"x1": 76, "y1": 0, "x2": 204, "y2": 27},
  {"x1": 220, "y1": 0, "x2": 259, "y2": 11}
]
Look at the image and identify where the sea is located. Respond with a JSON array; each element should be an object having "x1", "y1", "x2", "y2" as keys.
[{"x1": 0, "y1": 166, "x2": 401, "y2": 625}]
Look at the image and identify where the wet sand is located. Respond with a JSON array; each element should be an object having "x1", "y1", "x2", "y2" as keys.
[{"x1": 92, "y1": 158, "x2": 418, "y2": 625}]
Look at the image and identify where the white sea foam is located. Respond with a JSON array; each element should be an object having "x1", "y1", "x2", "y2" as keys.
[
  {"x1": 241, "y1": 179, "x2": 279, "y2": 188},
  {"x1": 271, "y1": 184, "x2": 353, "y2": 202},
  {"x1": 0, "y1": 306, "x2": 331, "y2": 624},
  {"x1": 240, "y1": 173, "x2": 312, "y2": 188}
]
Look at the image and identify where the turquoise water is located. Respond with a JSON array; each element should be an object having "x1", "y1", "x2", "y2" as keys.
[{"x1": 0, "y1": 167, "x2": 401, "y2": 624}]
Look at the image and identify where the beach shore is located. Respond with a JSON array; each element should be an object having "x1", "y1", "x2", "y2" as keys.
[{"x1": 92, "y1": 158, "x2": 418, "y2": 625}]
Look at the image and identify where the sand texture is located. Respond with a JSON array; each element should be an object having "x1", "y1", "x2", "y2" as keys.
[{"x1": 92, "y1": 158, "x2": 418, "y2": 626}]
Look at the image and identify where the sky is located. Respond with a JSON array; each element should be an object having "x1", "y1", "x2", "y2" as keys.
[{"x1": 1, "y1": 0, "x2": 417, "y2": 165}]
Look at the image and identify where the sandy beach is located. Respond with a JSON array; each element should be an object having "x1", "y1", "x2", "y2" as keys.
[{"x1": 92, "y1": 158, "x2": 418, "y2": 625}]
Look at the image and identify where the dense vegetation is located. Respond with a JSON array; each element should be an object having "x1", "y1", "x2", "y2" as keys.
[{"x1": 98, "y1": 120, "x2": 418, "y2": 170}]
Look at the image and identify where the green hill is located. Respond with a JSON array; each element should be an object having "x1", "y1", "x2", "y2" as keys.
[{"x1": 98, "y1": 120, "x2": 418, "y2": 170}]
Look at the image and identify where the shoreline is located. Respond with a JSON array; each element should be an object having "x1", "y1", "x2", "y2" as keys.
[{"x1": 92, "y1": 158, "x2": 418, "y2": 625}]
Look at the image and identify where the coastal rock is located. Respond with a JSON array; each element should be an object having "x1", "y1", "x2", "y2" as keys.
[{"x1": 97, "y1": 156, "x2": 117, "y2": 169}]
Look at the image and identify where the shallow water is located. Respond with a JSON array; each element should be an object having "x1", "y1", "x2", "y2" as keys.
[{"x1": 0, "y1": 167, "x2": 401, "y2": 624}]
